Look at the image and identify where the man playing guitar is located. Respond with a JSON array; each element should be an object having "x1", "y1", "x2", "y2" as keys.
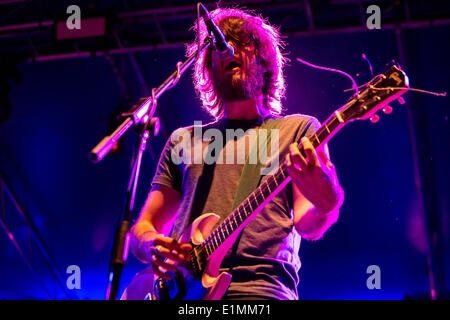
[{"x1": 128, "y1": 7, "x2": 344, "y2": 300}]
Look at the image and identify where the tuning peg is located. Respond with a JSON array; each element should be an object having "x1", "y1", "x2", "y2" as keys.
[
  {"x1": 369, "y1": 114, "x2": 380, "y2": 123},
  {"x1": 398, "y1": 97, "x2": 406, "y2": 104},
  {"x1": 383, "y1": 105, "x2": 393, "y2": 114}
]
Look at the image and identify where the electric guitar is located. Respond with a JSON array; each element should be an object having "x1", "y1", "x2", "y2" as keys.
[{"x1": 121, "y1": 62, "x2": 409, "y2": 300}]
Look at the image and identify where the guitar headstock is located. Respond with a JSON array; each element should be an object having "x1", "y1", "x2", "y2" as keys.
[{"x1": 339, "y1": 62, "x2": 409, "y2": 123}]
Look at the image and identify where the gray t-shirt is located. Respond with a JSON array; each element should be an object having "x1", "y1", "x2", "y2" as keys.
[{"x1": 151, "y1": 114, "x2": 321, "y2": 299}]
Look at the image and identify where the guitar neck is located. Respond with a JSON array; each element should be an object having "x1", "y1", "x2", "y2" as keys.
[{"x1": 195, "y1": 111, "x2": 348, "y2": 260}]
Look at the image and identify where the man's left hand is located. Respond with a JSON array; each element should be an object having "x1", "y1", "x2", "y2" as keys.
[{"x1": 285, "y1": 137, "x2": 344, "y2": 214}]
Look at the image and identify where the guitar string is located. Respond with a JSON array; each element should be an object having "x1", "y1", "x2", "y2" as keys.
[
  {"x1": 343, "y1": 84, "x2": 447, "y2": 97},
  {"x1": 193, "y1": 120, "x2": 329, "y2": 253},
  {"x1": 195, "y1": 175, "x2": 272, "y2": 253},
  {"x1": 187, "y1": 79, "x2": 438, "y2": 271},
  {"x1": 192, "y1": 157, "x2": 303, "y2": 259},
  {"x1": 207, "y1": 115, "x2": 335, "y2": 250},
  {"x1": 368, "y1": 86, "x2": 446, "y2": 97},
  {"x1": 189, "y1": 118, "x2": 335, "y2": 271}
]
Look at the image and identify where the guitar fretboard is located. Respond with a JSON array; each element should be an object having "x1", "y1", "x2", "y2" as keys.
[{"x1": 190, "y1": 112, "x2": 346, "y2": 265}]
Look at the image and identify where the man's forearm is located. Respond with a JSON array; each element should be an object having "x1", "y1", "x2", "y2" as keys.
[{"x1": 129, "y1": 185, "x2": 181, "y2": 263}]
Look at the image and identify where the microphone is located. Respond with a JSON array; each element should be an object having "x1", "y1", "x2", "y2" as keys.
[{"x1": 200, "y1": 5, "x2": 235, "y2": 60}]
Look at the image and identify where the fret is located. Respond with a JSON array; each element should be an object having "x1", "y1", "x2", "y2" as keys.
[
  {"x1": 258, "y1": 186, "x2": 265, "y2": 200},
  {"x1": 334, "y1": 110, "x2": 344, "y2": 123},
  {"x1": 251, "y1": 193, "x2": 259, "y2": 208},
  {"x1": 217, "y1": 230, "x2": 224, "y2": 245},
  {"x1": 241, "y1": 203, "x2": 249, "y2": 218},
  {"x1": 245, "y1": 200, "x2": 252, "y2": 216},
  {"x1": 200, "y1": 112, "x2": 346, "y2": 261},
  {"x1": 269, "y1": 176, "x2": 278, "y2": 192},
  {"x1": 210, "y1": 232, "x2": 217, "y2": 246},
  {"x1": 223, "y1": 224, "x2": 230, "y2": 239},
  {"x1": 246, "y1": 198, "x2": 253, "y2": 212},
  {"x1": 214, "y1": 235, "x2": 220, "y2": 249},
  {"x1": 224, "y1": 219, "x2": 232, "y2": 235},
  {"x1": 268, "y1": 179, "x2": 275, "y2": 193},
  {"x1": 232, "y1": 212, "x2": 239, "y2": 229},
  {"x1": 198, "y1": 243, "x2": 205, "y2": 257},
  {"x1": 320, "y1": 129, "x2": 328, "y2": 141},
  {"x1": 207, "y1": 238, "x2": 214, "y2": 253},
  {"x1": 219, "y1": 226, "x2": 226, "y2": 241},
  {"x1": 279, "y1": 165, "x2": 287, "y2": 180},
  {"x1": 222, "y1": 219, "x2": 229, "y2": 235},
  {"x1": 218, "y1": 228, "x2": 225, "y2": 243},
  {"x1": 235, "y1": 209, "x2": 243, "y2": 224},
  {"x1": 326, "y1": 116, "x2": 339, "y2": 132},
  {"x1": 223, "y1": 224, "x2": 229, "y2": 239},
  {"x1": 253, "y1": 191, "x2": 259, "y2": 204},
  {"x1": 208, "y1": 242, "x2": 213, "y2": 255},
  {"x1": 255, "y1": 189, "x2": 263, "y2": 204},
  {"x1": 314, "y1": 133, "x2": 320, "y2": 145},
  {"x1": 193, "y1": 89, "x2": 370, "y2": 263},
  {"x1": 239, "y1": 205, "x2": 246, "y2": 220},
  {"x1": 273, "y1": 172, "x2": 280, "y2": 186},
  {"x1": 190, "y1": 250, "x2": 196, "y2": 267},
  {"x1": 265, "y1": 181, "x2": 272, "y2": 193},
  {"x1": 212, "y1": 232, "x2": 219, "y2": 249},
  {"x1": 206, "y1": 235, "x2": 213, "y2": 251},
  {"x1": 229, "y1": 217, "x2": 236, "y2": 233},
  {"x1": 232, "y1": 211, "x2": 239, "y2": 227}
]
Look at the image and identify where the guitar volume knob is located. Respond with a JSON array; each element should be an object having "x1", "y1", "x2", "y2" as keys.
[
  {"x1": 369, "y1": 114, "x2": 380, "y2": 123},
  {"x1": 383, "y1": 106, "x2": 393, "y2": 114}
]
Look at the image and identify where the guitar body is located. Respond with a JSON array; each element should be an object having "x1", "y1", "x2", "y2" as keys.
[{"x1": 121, "y1": 213, "x2": 233, "y2": 300}]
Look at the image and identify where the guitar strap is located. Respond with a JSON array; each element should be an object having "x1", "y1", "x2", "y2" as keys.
[
  {"x1": 230, "y1": 116, "x2": 284, "y2": 211},
  {"x1": 172, "y1": 117, "x2": 283, "y2": 241},
  {"x1": 222, "y1": 116, "x2": 284, "y2": 271},
  {"x1": 226, "y1": 116, "x2": 314, "y2": 274}
]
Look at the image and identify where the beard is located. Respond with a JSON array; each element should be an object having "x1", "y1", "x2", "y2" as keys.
[{"x1": 211, "y1": 62, "x2": 265, "y2": 102}]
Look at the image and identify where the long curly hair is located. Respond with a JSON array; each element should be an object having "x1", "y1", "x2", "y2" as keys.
[{"x1": 186, "y1": 7, "x2": 287, "y2": 119}]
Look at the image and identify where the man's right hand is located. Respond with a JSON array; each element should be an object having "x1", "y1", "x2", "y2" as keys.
[
  {"x1": 129, "y1": 184, "x2": 184, "y2": 279},
  {"x1": 145, "y1": 233, "x2": 192, "y2": 280}
]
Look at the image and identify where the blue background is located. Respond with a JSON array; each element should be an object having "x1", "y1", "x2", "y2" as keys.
[{"x1": 0, "y1": 15, "x2": 448, "y2": 299}]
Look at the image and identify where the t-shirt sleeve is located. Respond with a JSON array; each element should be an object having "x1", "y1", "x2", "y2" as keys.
[{"x1": 151, "y1": 130, "x2": 183, "y2": 192}]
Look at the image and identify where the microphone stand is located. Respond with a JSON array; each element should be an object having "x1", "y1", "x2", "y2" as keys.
[{"x1": 89, "y1": 35, "x2": 213, "y2": 300}]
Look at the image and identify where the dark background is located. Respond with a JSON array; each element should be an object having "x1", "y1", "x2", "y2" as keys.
[{"x1": 0, "y1": 0, "x2": 448, "y2": 299}]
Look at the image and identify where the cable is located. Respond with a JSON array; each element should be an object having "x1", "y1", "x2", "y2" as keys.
[{"x1": 296, "y1": 57, "x2": 359, "y2": 96}]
